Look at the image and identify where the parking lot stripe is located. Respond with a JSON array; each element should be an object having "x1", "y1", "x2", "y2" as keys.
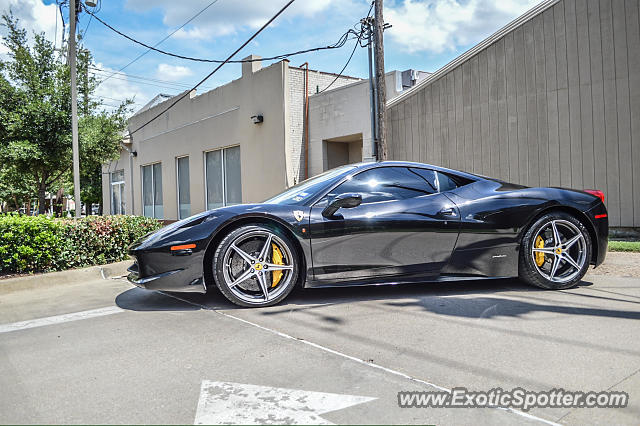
[
  {"x1": 0, "y1": 306, "x2": 124, "y2": 333},
  {"x1": 159, "y1": 292, "x2": 561, "y2": 426}
]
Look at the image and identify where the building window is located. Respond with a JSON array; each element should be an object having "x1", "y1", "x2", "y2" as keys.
[
  {"x1": 176, "y1": 156, "x2": 191, "y2": 219},
  {"x1": 142, "y1": 163, "x2": 163, "y2": 219},
  {"x1": 224, "y1": 146, "x2": 242, "y2": 205},
  {"x1": 205, "y1": 146, "x2": 241, "y2": 210},
  {"x1": 110, "y1": 170, "x2": 125, "y2": 215}
]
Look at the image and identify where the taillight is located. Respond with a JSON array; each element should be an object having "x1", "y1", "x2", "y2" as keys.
[{"x1": 584, "y1": 189, "x2": 605, "y2": 203}]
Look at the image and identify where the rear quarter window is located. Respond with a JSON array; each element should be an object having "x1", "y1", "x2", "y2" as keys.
[
  {"x1": 437, "y1": 172, "x2": 459, "y2": 192},
  {"x1": 410, "y1": 168, "x2": 474, "y2": 193}
]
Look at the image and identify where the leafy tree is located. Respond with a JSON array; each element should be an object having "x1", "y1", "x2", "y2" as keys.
[
  {"x1": 0, "y1": 163, "x2": 34, "y2": 211},
  {"x1": 78, "y1": 106, "x2": 130, "y2": 210},
  {"x1": 0, "y1": 13, "x2": 131, "y2": 214}
]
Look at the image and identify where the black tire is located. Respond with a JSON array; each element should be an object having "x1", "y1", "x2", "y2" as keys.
[
  {"x1": 519, "y1": 211, "x2": 592, "y2": 290},
  {"x1": 213, "y1": 224, "x2": 300, "y2": 307}
]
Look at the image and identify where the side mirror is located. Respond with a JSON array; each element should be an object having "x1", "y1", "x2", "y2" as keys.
[{"x1": 322, "y1": 193, "x2": 362, "y2": 218}]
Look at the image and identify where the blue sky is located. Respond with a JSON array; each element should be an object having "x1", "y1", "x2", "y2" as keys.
[{"x1": 2, "y1": 0, "x2": 540, "y2": 110}]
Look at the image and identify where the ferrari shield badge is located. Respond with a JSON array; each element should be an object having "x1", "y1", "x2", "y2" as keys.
[{"x1": 293, "y1": 210, "x2": 304, "y2": 222}]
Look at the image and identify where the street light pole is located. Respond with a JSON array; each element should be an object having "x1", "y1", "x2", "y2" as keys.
[{"x1": 69, "y1": 0, "x2": 81, "y2": 218}]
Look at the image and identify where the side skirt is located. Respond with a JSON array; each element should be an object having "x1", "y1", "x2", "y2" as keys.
[{"x1": 304, "y1": 274, "x2": 513, "y2": 289}]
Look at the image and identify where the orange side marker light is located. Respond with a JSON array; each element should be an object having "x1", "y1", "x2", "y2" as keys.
[{"x1": 171, "y1": 243, "x2": 196, "y2": 251}]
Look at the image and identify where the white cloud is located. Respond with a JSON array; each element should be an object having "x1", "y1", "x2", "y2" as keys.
[
  {"x1": 156, "y1": 63, "x2": 193, "y2": 81},
  {"x1": 0, "y1": 0, "x2": 62, "y2": 54},
  {"x1": 385, "y1": 0, "x2": 540, "y2": 53},
  {"x1": 125, "y1": 0, "x2": 341, "y2": 40}
]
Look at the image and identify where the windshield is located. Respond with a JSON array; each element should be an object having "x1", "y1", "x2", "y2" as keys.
[{"x1": 263, "y1": 165, "x2": 356, "y2": 205}]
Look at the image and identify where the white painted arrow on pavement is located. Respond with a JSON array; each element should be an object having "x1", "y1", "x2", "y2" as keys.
[{"x1": 194, "y1": 380, "x2": 376, "y2": 425}]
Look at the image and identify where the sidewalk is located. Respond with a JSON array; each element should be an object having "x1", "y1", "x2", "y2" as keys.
[
  {"x1": 0, "y1": 260, "x2": 131, "y2": 295},
  {"x1": 589, "y1": 252, "x2": 640, "y2": 278}
]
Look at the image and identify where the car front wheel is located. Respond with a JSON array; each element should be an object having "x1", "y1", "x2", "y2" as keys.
[
  {"x1": 213, "y1": 224, "x2": 300, "y2": 307},
  {"x1": 519, "y1": 212, "x2": 592, "y2": 290}
]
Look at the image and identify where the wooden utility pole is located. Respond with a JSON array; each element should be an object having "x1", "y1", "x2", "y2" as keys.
[
  {"x1": 69, "y1": 0, "x2": 81, "y2": 218},
  {"x1": 373, "y1": 0, "x2": 387, "y2": 160},
  {"x1": 363, "y1": 16, "x2": 377, "y2": 161}
]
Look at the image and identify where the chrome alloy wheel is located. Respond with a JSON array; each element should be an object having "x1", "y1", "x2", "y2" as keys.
[
  {"x1": 530, "y1": 219, "x2": 587, "y2": 283},
  {"x1": 221, "y1": 230, "x2": 295, "y2": 304}
]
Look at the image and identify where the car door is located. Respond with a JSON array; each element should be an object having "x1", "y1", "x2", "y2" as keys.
[{"x1": 308, "y1": 166, "x2": 461, "y2": 283}]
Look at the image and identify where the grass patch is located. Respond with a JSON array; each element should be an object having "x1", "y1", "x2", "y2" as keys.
[{"x1": 608, "y1": 240, "x2": 640, "y2": 252}]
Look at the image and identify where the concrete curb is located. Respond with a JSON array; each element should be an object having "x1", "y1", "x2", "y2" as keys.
[{"x1": 0, "y1": 260, "x2": 133, "y2": 295}]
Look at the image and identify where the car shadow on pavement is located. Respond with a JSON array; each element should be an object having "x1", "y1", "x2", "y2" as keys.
[
  {"x1": 114, "y1": 277, "x2": 640, "y2": 324},
  {"x1": 115, "y1": 287, "x2": 201, "y2": 311},
  {"x1": 383, "y1": 295, "x2": 640, "y2": 320},
  {"x1": 258, "y1": 278, "x2": 640, "y2": 321},
  {"x1": 279, "y1": 278, "x2": 593, "y2": 308},
  {"x1": 115, "y1": 278, "x2": 536, "y2": 312}
]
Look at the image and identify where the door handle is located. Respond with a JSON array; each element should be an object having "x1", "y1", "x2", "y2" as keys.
[{"x1": 439, "y1": 207, "x2": 456, "y2": 216}]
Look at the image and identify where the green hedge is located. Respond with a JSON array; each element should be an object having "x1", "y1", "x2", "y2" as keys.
[{"x1": 0, "y1": 214, "x2": 162, "y2": 274}]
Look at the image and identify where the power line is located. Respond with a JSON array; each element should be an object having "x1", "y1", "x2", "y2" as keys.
[
  {"x1": 89, "y1": 73, "x2": 189, "y2": 91},
  {"x1": 88, "y1": 71, "x2": 212, "y2": 94},
  {"x1": 80, "y1": 0, "x2": 100, "y2": 39},
  {"x1": 100, "y1": 101, "x2": 134, "y2": 108},
  {"x1": 88, "y1": 71, "x2": 184, "y2": 91},
  {"x1": 83, "y1": 3, "x2": 358, "y2": 64},
  {"x1": 89, "y1": 67, "x2": 215, "y2": 88},
  {"x1": 95, "y1": 0, "x2": 221, "y2": 87},
  {"x1": 318, "y1": 2, "x2": 373, "y2": 94},
  {"x1": 80, "y1": 12, "x2": 93, "y2": 39},
  {"x1": 129, "y1": 0, "x2": 297, "y2": 136},
  {"x1": 91, "y1": 94, "x2": 143, "y2": 105},
  {"x1": 89, "y1": 66, "x2": 214, "y2": 90},
  {"x1": 318, "y1": 33, "x2": 362, "y2": 94}
]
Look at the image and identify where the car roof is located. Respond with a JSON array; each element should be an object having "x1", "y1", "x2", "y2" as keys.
[{"x1": 349, "y1": 161, "x2": 485, "y2": 181}]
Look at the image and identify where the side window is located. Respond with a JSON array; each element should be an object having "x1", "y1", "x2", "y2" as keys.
[
  {"x1": 437, "y1": 172, "x2": 459, "y2": 192},
  {"x1": 409, "y1": 168, "x2": 438, "y2": 193},
  {"x1": 326, "y1": 167, "x2": 433, "y2": 204},
  {"x1": 411, "y1": 167, "x2": 461, "y2": 193}
]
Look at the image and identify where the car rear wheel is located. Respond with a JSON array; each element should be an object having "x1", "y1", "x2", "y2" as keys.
[
  {"x1": 213, "y1": 224, "x2": 300, "y2": 307},
  {"x1": 519, "y1": 212, "x2": 591, "y2": 290}
]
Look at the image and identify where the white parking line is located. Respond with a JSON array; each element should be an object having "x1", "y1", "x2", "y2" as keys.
[
  {"x1": 0, "y1": 306, "x2": 124, "y2": 333},
  {"x1": 159, "y1": 292, "x2": 561, "y2": 426}
]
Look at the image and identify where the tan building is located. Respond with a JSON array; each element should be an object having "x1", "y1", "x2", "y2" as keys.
[
  {"x1": 102, "y1": 56, "x2": 358, "y2": 220},
  {"x1": 308, "y1": 69, "x2": 429, "y2": 176}
]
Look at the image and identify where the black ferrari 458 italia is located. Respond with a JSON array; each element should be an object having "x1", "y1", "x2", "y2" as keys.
[{"x1": 128, "y1": 161, "x2": 608, "y2": 307}]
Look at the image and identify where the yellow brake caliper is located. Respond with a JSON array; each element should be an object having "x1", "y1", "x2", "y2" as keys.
[
  {"x1": 271, "y1": 243, "x2": 284, "y2": 287},
  {"x1": 535, "y1": 235, "x2": 545, "y2": 266}
]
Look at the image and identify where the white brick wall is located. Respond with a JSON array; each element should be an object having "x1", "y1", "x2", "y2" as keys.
[{"x1": 288, "y1": 67, "x2": 359, "y2": 185}]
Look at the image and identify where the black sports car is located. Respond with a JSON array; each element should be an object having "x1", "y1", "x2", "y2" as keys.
[{"x1": 128, "y1": 161, "x2": 608, "y2": 307}]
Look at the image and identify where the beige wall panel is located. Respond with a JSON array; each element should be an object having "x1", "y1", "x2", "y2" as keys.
[
  {"x1": 385, "y1": 0, "x2": 640, "y2": 227},
  {"x1": 626, "y1": 0, "x2": 640, "y2": 226}
]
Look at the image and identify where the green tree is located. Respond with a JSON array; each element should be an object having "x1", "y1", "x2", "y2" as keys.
[
  {"x1": 0, "y1": 163, "x2": 35, "y2": 211},
  {"x1": 78, "y1": 106, "x2": 130, "y2": 211},
  {"x1": 0, "y1": 13, "x2": 131, "y2": 214}
]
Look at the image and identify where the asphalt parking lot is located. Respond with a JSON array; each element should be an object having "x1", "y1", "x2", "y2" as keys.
[{"x1": 1, "y1": 259, "x2": 639, "y2": 425}]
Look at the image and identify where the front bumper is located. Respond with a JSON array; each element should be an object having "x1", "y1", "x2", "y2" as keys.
[{"x1": 127, "y1": 261, "x2": 206, "y2": 293}]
